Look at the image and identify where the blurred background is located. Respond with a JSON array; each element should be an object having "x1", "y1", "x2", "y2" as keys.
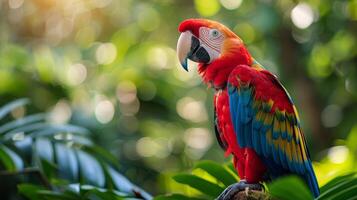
[{"x1": 0, "y1": 0, "x2": 356, "y2": 196}]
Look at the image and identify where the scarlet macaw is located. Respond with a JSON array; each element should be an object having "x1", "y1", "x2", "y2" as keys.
[{"x1": 176, "y1": 19, "x2": 319, "y2": 199}]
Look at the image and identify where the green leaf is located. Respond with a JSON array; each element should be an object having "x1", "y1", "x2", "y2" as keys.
[
  {"x1": 30, "y1": 124, "x2": 89, "y2": 137},
  {"x1": 19, "y1": 183, "x2": 80, "y2": 200},
  {"x1": 317, "y1": 177, "x2": 357, "y2": 200},
  {"x1": 36, "y1": 190, "x2": 79, "y2": 200},
  {"x1": 76, "y1": 150, "x2": 105, "y2": 187},
  {"x1": 106, "y1": 165, "x2": 153, "y2": 199},
  {"x1": 319, "y1": 172, "x2": 356, "y2": 193},
  {"x1": 0, "y1": 113, "x2": 45, "y2": 134},
  {"x1": 154, "y1": 194, "x2": 206, "y2": 200},
  {"x1": 173, "y1": 174, "x2": 224, "y2": 198},
  {"x1": 0, "y1": 144, "x2": 16, "y2": 170},
  {"x1": 0, "y1": 98, "x2": 29, "y2": 120},
  {"x1": 325, "y1": 184, "x2": 357, "y2": 200},
  {"x1": 34, "y1": 138, "x2": 56, "y2": 177},
  {"x1": 106, "y1": 166, "x2": 134, "y2": 194},
  {"x1": 225, "y1": 162, "x2": 238, "y2": 177},
  {"x1": 65, "y1": 135, "x2": 92, "y2": 145},
  {"x1": 3, "y1": 122, "x2": 48, "y2": 140},
  {"x1": 80, "y1": 185, "x2": 126, "y2": 200},
  {"x1": 268, "y1": 176, "x2": 313, "y2": 200},
  {"x1": 194, "y1": 160, "x2": 237, "y2": 187},
  {"x1": 55, "y1": 143, "x2": 79, "y2": 181},
  {"x1": 35, "y1": 138, "x2": 54, "y2": 162},
  {"x1": 18, "y1": 184, "x2": 44, "y2": 200},
  {"x1": 14, "y1": 136, "x2": 33, "y2": 155},
  {"x1": 0, "y1": 144, "x2": 23, "y2": 170},
  {"x1": 83, "y1": 145, "x2": 119, "y2": 168}
]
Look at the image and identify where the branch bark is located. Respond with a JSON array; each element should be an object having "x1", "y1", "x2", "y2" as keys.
[{"x1": 231, "y1": 190, "x2": 272, "y2": 200}]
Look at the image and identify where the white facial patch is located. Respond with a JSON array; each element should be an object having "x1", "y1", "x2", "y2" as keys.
[{"x1": 199, "y1": 27, "x2": 224, "y2": 63}]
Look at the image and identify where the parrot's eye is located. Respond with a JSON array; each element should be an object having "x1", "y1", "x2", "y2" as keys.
[{"x1": 210, "y1": 29, "x2": 220, "y2": 38}]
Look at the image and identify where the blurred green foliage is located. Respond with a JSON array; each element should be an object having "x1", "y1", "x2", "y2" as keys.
[{"x1": 0, "y1": 0, "x2": 356, "y2": 196}]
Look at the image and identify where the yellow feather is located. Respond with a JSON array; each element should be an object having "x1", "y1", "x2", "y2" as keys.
[
  {"x1": 273, "y1": 117, "x2": 279, "y2": 134},
  {"x1": 285, "y1": 141, "x2": 292, "y2": 161},
  {"x1": 280, "y1": 120, "x2": 286, "y2": 135},
  {"x1": 290, "y1": 139, "x2": 297, "y2": 163},
  {"x1": 268, "y1": 99, "x2": 274, "y2": 109},
  {"x1": 294, "y1": 125, "x2": 300, "y2": 143},
  {"x1": 293, "y1": 105, "x2": 300, "y2": 122},
  {"x1": 286, "y1": 121, "x2": 293, "y2": 138},
  {"x1": 253, "y1": 100, "x2": 260, "y2": 110},
  {"x1": 273, "y1": 140, "x2": 279, "y2": 149},
  {"x1": 297, "y1": 129, "x2": 308, "y2": 161},
  {"x1": 256, "y1": 110, "x2": 264, "y2": 121},
  {"x1": 296, "y1": 144, "x2": 303, "y2": 164},
  {"x1": 264, "y1": 113, "x2": 273, "y2": 126}
]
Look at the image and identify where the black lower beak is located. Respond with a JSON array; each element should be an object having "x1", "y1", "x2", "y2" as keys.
[{"x1": 187, "y1": 36, "x2": 210, "y2": 64}]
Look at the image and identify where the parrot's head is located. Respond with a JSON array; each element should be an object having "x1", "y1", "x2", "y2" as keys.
[{"x1": 177, "y1": 19, "x2": 252, "y2": 88}]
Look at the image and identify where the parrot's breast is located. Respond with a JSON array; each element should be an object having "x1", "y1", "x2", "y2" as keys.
[
  {"x1": 214, "y1": 87, "x2": 268, "y2": 183},
  {"x1": 214, "y1": 89, "x2": 242, "y2": 157}
]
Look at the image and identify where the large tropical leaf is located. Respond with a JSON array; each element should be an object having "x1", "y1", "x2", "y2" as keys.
[
  {"x1": 194, "y1": 160, "x2": 237, "y2": 187},
  {"x1": 0, "y1": 99, "x2": 152, "y2": 200},
  {"x1": 173, "y1": 174, "x2": 224, "y2": 198},
  {"x1": 267, "y1": 176, "x2": 313, "y2": 200}
]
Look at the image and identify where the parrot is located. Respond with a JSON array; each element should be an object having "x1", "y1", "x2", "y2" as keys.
[{"x1": 176, "y1": 19, "x2": 319, "y2": 199}]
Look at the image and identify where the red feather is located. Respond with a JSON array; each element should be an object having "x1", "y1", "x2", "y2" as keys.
[{"x1": 214, "y1": 88, "x2": 267, "y2": 183}]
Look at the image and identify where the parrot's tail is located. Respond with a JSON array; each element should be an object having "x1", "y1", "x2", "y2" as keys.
[{"x1": 305, "y1": 161, "x2": 320, "y2": 198}]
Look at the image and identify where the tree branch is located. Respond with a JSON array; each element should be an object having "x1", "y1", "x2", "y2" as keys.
[{"x1": 232, "y1": 190, "x2": 272, "y2": 200}]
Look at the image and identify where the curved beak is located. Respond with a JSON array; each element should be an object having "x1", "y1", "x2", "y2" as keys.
[{"x1": 176, "y1": 31, "x2": 210, "y2": 71}]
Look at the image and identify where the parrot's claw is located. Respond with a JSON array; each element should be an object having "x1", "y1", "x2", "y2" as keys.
[{"x1": 216, "y1": 180, "x2": 263, "y2": 200}]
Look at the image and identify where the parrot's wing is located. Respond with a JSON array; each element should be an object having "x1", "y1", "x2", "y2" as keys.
[{"x1": 227, "y1": 65, "x2": 319, "y2": 197}]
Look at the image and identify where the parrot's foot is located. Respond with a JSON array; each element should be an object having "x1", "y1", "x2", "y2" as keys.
[{"x1": 216, "y1": 180, "x2": 263, "y2": 200}]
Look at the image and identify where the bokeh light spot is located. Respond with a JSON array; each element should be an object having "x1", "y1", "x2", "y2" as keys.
[
  {"x1": 345, "y1": 78, "x2": 357, "y2": 94},
  {"x1": 49, "y1": 100, "x2": 72, "y2": 124},
  {"x1": 11, "y1": 106, "x2": 25, "y2": 119},
  {"x1": 75, "y1": 26, "x2": 97, "y2": 47},
  {"x1": 147, "y1": 47, "x2": 169, "y2": 70},
  {"x1": 91, "y1": 0, "x2": 112, "y2": 8},
  {"x1": 96, "y1": 43, "x2": 117, "y2": 65},
  {"x1": 194, "y1": 0, "x2": 220, "y2": 17},
  {"x1": 321, "y1": 104, "x2": 342, "y2": 128},
  {"x1": 328, "y1": 146, "x2": 349, "y2": 164},
  {"x1": 184, "y1": 128, "x2": 213, "y2": 160},
  {"x1": 8, "y1": 0, "x2": 24, "y2": 9},
  {"x1": 184, "y1": 128, "x2": 212, "y2": 150},
  {"x1": 136, "y1": 137, "x2": 157, "y2": 157},
  {"x1": 67, "y1": 63, "x2": 87, "y2": 86},
  {"x1": 291, "y1": 3, "x2": 314, "y2": 29},
  {"x1": 116, "y1": 81, "x2": 137, "y2": 104},
  {"x1": 176, "y1": 97, "x2": 208, "y2": 123},
  {"x1": 95, "y1": 99, "x2": 115, "y2": 124},
  {"x1": 137, "y1": 5, "x2": 160, "y2": 32},
  {"x1": 220, "y1": 0, "x2": 242, "y2": 10},
  {"x1": 308, "y1": 45, "x2": 332, "y2": 78}
]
